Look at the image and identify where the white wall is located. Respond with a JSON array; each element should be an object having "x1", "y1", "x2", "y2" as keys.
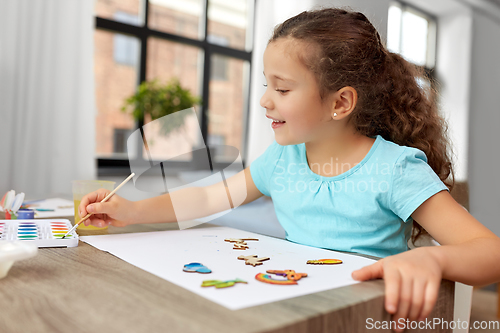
[
  {"x1": 435, "y1": 11, "x2": 472, "y2": 182},
  {"x1": 468, "y1": 10, "x2": 500, "y2": 235}
]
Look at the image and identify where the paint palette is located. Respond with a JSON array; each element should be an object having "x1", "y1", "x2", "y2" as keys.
[{"x1": 0, "y1": 219, "x2": 78, "y2": 247}]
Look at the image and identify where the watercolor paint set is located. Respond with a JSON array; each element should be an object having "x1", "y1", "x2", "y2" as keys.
[{"x1": 0, "y1": 219, "x2": 78, "y2": 248}]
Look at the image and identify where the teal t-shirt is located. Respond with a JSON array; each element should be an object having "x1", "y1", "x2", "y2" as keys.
[{"x1": 250, "y1": 135, "x2": 448, "y2": 258}]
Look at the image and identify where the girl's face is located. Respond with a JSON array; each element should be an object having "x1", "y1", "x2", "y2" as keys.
[{"x1": 260, "y1": 39, "x2": 334, "y2": 146}]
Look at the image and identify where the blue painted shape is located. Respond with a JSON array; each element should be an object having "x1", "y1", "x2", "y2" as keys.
[{"x1": 183, "y1": 262, "x2": 212, "y2": 274}]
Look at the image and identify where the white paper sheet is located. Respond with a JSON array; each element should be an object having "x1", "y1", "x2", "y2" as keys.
[
  {"x1": 80, "y1": 226, "x2": 376, "y2": 310},
  {"x1": 26, "y1": 198, "x2": 74, "y2": 218}
]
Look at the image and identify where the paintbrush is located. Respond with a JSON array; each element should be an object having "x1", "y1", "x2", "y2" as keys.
[{"x1": 62, "y1": 173, "x2": 135, "y2": 239}]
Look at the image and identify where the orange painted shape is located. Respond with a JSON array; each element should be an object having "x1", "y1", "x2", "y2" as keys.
[{"x1": 306, "y1": 259, "x2": 343, "y2": 265}]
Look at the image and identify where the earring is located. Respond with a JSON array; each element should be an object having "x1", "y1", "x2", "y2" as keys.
[{"x1": 333, "y1": 113, "x2": 338, "y2": 117}]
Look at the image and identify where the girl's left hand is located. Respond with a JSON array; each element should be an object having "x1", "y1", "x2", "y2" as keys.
[{"x1": 351, "y1": 247, "x2": 443, "y2": 332}]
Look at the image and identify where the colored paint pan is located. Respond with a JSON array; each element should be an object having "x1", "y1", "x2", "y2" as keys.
[{"x1": 0, "y1": 219, "x2": 78, "y2": 247}]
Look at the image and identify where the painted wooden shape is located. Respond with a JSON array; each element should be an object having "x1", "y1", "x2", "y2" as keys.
[
  {"x1": 201, "y1": 279, "x2": 247, "y2": 288},
  {"x1": 225, "y1": 238, "x2": 259, "y2": 249},
  {"x1": 266, "y1": 270, "x2": 308, "y2": 281},
  {"x1": 255, "y1": 273, "x2": 297, "y2": 285},
  {"x1": 237, "y1": 254, "x2": 270, "y2": 267},
  {"x1": 306, "y1": 259, "x2": 343, "y2": 265},
  {"x1": 183, "y1": 262, "x2": 212, "y2": 273}
]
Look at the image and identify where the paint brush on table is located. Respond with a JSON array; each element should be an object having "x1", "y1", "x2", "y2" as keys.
[{"x1": 62, "y1": 173, "x2": 135, "y2": 239}]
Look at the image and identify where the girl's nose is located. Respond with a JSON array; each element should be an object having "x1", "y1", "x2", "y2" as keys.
[{"x1": 260, "y1": 90, "x2": 273, "y2": 110}]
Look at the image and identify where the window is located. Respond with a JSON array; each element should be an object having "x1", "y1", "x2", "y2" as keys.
[
  {"x1": 113, "y1": 128, "x2": 133, "y2": 154},
  {"x1": 211, "y1": 54, "x2": 229, "y2": 81},
  {"x1": 113, "y1": 12, "x2": 140, "y2": 66},
  {"x1": 387, "y1": 2, "x2": 436, "y2": 69},
  {"x1": 94, "y1": 0, "x2": 254, "y2": 173},
  {"x1": 208, "y1": 35, "x2": 230, "y2": 81}
]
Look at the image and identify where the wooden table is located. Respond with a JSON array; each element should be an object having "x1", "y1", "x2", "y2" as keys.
[{"x1": 0, "y1": 218, "x2": 455, "y2": 333}]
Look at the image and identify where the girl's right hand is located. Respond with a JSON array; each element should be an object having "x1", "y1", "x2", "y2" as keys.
[{"x1": 78, "y1": 189, "x2": 135, "y2": 228}]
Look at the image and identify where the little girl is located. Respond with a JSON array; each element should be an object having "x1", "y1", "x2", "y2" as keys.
[{"x1": 80, "y1": 8, "x2": 500, "y2": 331}]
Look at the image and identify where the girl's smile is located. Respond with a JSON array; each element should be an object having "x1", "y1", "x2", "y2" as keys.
[{"x1": 266, "y1": 114, "x2": 286, "y2": 129}]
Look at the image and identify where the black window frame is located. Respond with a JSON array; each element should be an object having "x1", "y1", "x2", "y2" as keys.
[{"x1": 96, "y1": 0, "x2": 255, "y2": 176}]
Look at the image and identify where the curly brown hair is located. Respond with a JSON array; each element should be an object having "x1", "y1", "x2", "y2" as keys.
[{"x1": 270, "y1": 8, "x2": 455, "y2": 242}]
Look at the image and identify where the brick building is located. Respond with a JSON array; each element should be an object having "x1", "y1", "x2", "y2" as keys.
[{"x1": 94, "y1": 0, "x2": 249, "y2": 162}]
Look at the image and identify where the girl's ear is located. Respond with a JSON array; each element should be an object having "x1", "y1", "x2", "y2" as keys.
[{"x1": 331, "y1": 86, "x2": 358, "y2": 119}]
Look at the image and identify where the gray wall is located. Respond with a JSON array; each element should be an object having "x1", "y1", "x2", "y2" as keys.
[{"x1": 468, "y1": 10, "x2": 500, "y2": 235}]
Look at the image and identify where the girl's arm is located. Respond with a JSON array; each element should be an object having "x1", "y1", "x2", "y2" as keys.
[
  {"x1": 412, "y1": 191, "x2": 500, "y2": 285},
  {"x1": 80, "y1": 167, "x2": 263, "y2": 226},
  {"x1": 352, "y1": 191, "x2": 500, "y2": 330},
  {"x1": 135, "y1": 167, "x2": 263, "y2": 224}
]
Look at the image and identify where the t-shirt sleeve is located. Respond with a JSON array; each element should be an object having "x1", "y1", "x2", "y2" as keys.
[
  {"x1": 250, "y1": 141, "x2": 284, "y2": 197},
  {"x1": 389, "y1": 148, "x2": 449, "y2": 222}
]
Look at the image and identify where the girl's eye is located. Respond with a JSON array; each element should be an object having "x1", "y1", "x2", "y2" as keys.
[
  {"x1": 263, "y1": 84, "x2": 268, "y2": 87},
  {"x1": 275, "y1": 89, "x2": 289, "y2": 94}
]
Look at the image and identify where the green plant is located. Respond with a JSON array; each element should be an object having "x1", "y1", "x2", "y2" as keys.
[{"x1": 122, "y1": 78, "x2": 201, "y2": 135}]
